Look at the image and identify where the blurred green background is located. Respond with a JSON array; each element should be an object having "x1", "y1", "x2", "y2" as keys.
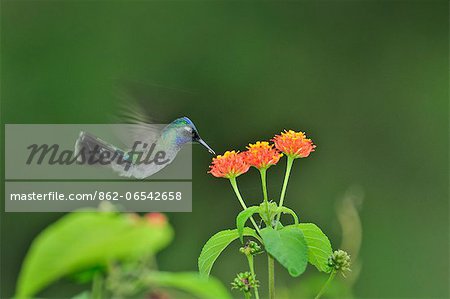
[{"x1": 1, "y1": 0, "x2": 448, "y2": 298}]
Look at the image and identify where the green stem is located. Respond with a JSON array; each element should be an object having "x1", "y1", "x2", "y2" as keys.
[
  {"x1": 260, "y1": 169, "x2": 275, "y2": 299},
  {"x1": 260, "y1": 168, "x2": 269, "y2": 203},
  {"x1": 267, "y1": 254, "x2": 275, "y2": 299},
  {"x1": 275, "y1": 156, "x2": 294, "y2": 226},
  {"x1": 244, "y1": 292, "x2": 251, "y2": 299},
  {"x1": 259, "y1": 168, "x2": 271, "y2": 227},
  {"x1": 246, "y1": 255, "x2": 260, "y2": 299},
  {"x1": 229, "y1": 177, "x2": 261, "y2": 234},
  {"x1": 92, "y1": 272, "x2": 103, "y2": 299},
  {"x1": 314, "y1": 271, "x2": 336, "y2": 299}
]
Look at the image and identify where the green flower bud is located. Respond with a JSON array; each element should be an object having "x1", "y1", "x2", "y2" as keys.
[
  {"x1": 231, "y1": 272, "x2": 259, "y2": 294},
  {"x1": 239, "y1": 240, "x2": 263, "y2": 256},
  {"x1": 259, "y1": 201, "x2": 278, "y2": 224},
  {"x1": 328, "y1": 249, "x2": 351, "y2": 275}
]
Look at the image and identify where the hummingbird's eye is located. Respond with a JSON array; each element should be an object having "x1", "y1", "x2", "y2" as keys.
[{"x1": 191, "y1": 130, "x2": 199, "y2": 140}]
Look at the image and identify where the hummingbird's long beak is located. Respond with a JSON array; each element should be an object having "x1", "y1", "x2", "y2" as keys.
[{"x1": 197, "y1": 138, "x2": 216, "y2": 155}]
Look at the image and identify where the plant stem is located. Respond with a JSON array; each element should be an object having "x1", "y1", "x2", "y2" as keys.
[
  {"x1": 244, "y1": 292, "x2": 251, "y2": 299},
  {"x1": 246, "y1": 255, "x2": 260, "y2": 299},
  {"x1": 259, "y1": 169, "x2": 275, "y2": 299},
  {"x1": 259, "y1": 168, "x2": 271, "y2": 227},
  {"x1": 314, "y1": 271, "x2": 336, "y2": 299},
  {"x1": 260, "y1": 168, "x2": 269, "y2": 203},
  {"x1": 92, "y1": 272, "x2": 103, "y2": 299},
  {"x1": 275, "y1": 156, "x2": 294, "y2": 226},
  {"x1": 267, "y1": 254, "x2": 275, "y2": 299},
  {"x1": 229, "y1": 177, "x2": 260, "y2": 234}
]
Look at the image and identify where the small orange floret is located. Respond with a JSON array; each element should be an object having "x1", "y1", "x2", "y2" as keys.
[
  {"x1": 209, "y1": 151, "x2": 250, "y2": 179},
  {"x1": 244, "y1": 141, "x2": 282, "y2": 170},
  {"x1": 272, "y1": 130, "x2": 316, "y2": 158},
  {"x1": 145, "y1": 212, "x2": 167, "y2": 226}
]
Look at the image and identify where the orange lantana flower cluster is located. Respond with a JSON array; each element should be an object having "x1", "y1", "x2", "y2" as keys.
[
  {"x1": 209, "y1": 130, "x2": 315, "y2": 179},
  {"x1": 272, "y1": 130, "x2": 316, "y2": 158},
  {"x1": 244, "y1": 141, "x2": 282, "y2": 170},
  {"x1": 208, "y1": 151, "x2": 250, "y2": 179}
]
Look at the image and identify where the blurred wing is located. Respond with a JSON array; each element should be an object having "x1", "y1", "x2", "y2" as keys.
[
  {"x1": 111, "y1": 82, "x2": 197, "y2": 149},
  {"x1": 113, "y1": 91, "x2": 164, "y2": 149}
]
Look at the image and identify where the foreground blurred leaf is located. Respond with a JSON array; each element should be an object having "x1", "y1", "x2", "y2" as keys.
[
  {"x1": 298, "y1": 223, "x2": 333, "y2": 273},
  {"x1": 198, "y1": 228, "x2": 260, "y2": 278},
  {"x1": 260, "y1": 225, "x2": 308, "y2": 277},
  {"x1": 71, "y1": 291, "x2": 91, "y2": 299},
  {"x1": 15, "y1": 212, "x2": 173, "y2": 298},
  {"x1": 68, "y1": 265, "x2": 106, "y2": 284},
  {"x1": 144, "y1": 271, "x2": 232, "y2": 299}
]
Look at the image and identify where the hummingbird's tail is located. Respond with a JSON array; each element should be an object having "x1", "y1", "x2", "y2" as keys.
[{"x1": 74, "y1": 131, "x2": 134, "y2": 177}]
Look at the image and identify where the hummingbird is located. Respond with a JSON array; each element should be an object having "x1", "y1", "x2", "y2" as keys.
[
  {"x1": 74, "y1": 88, "x2": 215, "y2": 179},
  {"x1": 75, "y1": 117, "x2": 215, "y2": 179}
]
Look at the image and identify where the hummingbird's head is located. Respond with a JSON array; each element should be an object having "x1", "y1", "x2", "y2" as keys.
[{"x1": 169, "y1": 117, "x2": 215, "y2": 155}]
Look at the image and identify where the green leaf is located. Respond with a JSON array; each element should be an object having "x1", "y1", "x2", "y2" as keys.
[
  {"x1": 143, "y1": 271, "x2": 232, "y2": 299},
  {"x1": 236, "y1": 206, "x2": 260, "y2": 243},
  {"x1": 71, "y1": 291, "x2": 91, "y2": 299},
  {"x1": 198, "y1": 228, "x2": 260, "y2": 278},
  {"x1": 16, "y1": 212, "x2": 173, "y2": 298},
  {"x1": 298, "y1": 223, "x2": 333, "y2": 273},
  {"x1": 275, "y1": 221, "x2": 284, "y2": 230},
  {"x1": 68, "y1": 265, "x2": 105, "y2": 283},
  {"x1": 277, "y1": 207, "x2": 299, "y2": 225},
  {"x1": 260, "y1": 225, "x2": 308, "y2": 277}
]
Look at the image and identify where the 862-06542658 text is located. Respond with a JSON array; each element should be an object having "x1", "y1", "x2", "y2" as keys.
[
  {"x1": 5, "y1": 182, "x2": 192, "y2": 212},
  {"x1": 9, "y1": 191, "x2": 184, "y2": 201}
]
